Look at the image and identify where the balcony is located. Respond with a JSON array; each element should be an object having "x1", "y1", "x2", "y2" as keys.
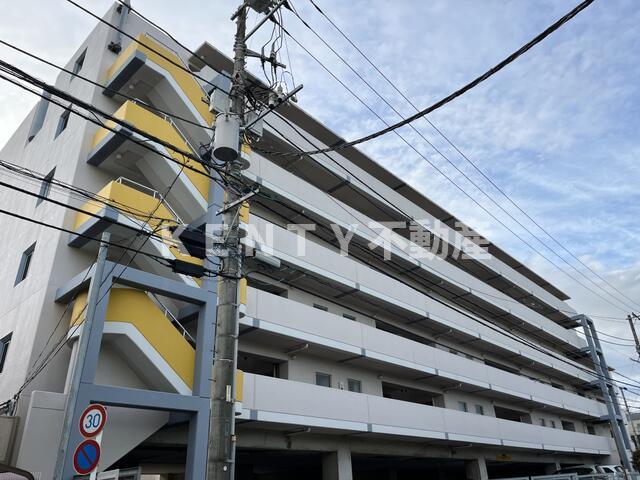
[
  {"x1": 243, "y1": 153, "x2": 584, "y2": 350},
  {"x1": 243, "y1": 216, "x2": 597, "y2": 385},
  {"x1": 70, "y1": 177, "x2": 202, "y2": 286},
  {"x1": 255, "y1": 116, "x2": 577, "y2": 325},
  {"x1": 242, "y1": 287, "x2": 606, "y2": 419},
  {"x1": 102, "y1": 33, "x2": 214, "y2": 147},
  {"x1": 240, "y1": 373, "x2": 611, "y2": 455}
]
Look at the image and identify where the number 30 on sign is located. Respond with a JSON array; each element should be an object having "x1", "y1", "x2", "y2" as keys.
[{"x1": 79, "y1": 404, "x2": 107, "y2": 438}]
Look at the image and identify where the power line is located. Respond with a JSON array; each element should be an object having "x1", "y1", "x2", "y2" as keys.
[
  {"x1": 0, "y1": 208, "x2": 172, "y2": 266},
  {"x1": 0, "y1": 159, "x2": 182, "y2": 226},
  {"x1": 0, "y1": 69, "x2": 228, "y2": 399},
  {"x1": 294, "y1": 2, "x2": 640, "y2": 315},
  {"x1": 12, "y1": 162, "x2": 196, "y2": 396},
  {"x1": 59, "y1": 0, "x2": 630, "y2": 322},
  {"x1": 256, "y1": 119, "x2": 634, "y2": 390},
  {"x1": 270, "y1": 14, "x2": 632, "y2": 316},
  {"x1": 67, "y1": 1, "x2": 637, "y2": 388},
  {"x1": 304, "y1": 0, "x2": 640, "y2": 314},
  {"x1": 260, "y1": 111, "x2": 630, "y2": 325},
  {"x1": 0, "y1": 38, "x2": 213, "y2": 132},
  {"x1": 0, "y1": 41, "x2": 244, "y2": 196},
  {"x1": 0, "y1": 174, "x2": 184, "y2": 248},
  {"x1": 264, "y1": 0, "x2": 595, "y2": 157},
  {"x1": 63, "y1": 0, "x2": 227, "y2": 88},
  {"x1": 0, "y1": 59, "x2": 212, "y2": 174},
  {"x1": 0, "y1": 67, "x2": 239, "y2": 196}
]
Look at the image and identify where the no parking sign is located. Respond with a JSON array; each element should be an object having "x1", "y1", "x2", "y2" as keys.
[
  {"x1": 73, "y1": 439, "x2": 101, "y2": 475},
  {"x1": 73, "y1": 404, "x2": 107, "y2": 475}
]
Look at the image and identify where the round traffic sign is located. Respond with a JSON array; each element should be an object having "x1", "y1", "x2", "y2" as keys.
[
  {"x1": 73, "y1": 439, "x2": 101, "y2": 475},
  {"x1": 79, "y1": 404, "x2": 107, "y2": 438}
]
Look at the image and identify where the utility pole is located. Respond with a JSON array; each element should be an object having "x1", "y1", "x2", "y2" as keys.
[
  {"x1": 630, "y1": 314, "x2": 640, "y2": 357},
  {"x1": 581, "y1": 315, "x2": 635, "y2": 476},
  {"x1": 207, "y1": 4, "x2": 247, "y2": 479},
  {"x1": 620, "y1": 387, "x2": 639, "y2": 449},
  {"x1": 629, "y1": 314, "x2": 640, "y2": 356},
  {"x1": 206, "y1": 3, "x2": 298, "y2": 477}
]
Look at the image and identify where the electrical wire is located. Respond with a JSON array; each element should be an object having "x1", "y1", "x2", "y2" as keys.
[
  {"x1": 58, "y1": 1, "x2": 630, "y2": 323},
  {"x1": 0, "y1": 158, "x2": 182, "y2": 226},
  {"x1": 0, "y1": 208, "x2": 172, "y2": 266},
  {"x1": 3, "y1": 5, "x2": 632, "y2": 352},
  {"x1": 267, "y1": 16, "x2": 633, "y2": 316},
  {"x1": 302, "y1": 0, "x2": 640, "y2": 314},
  {"x1": 264, "y1": 0, "x2": 596, "y2": 157},
  {"x1": 0, "y1": 59, "x2": 211, "y2": 173},
  {"x1": 0, "y1": 69, "x2": 241, "y2": 196},
  {"x1": 0, "y1": 39, "x2": 213, "y2": 132},
  {"x1": 252, "y1": 121, "x2": 640, "y2": 389},
  {"x1": 0, "y1": 175, "x2": 185, "y2": 248},
  {"x1": 260, "y1": 111, "x2": 624, "y2": 323},
  {"x1": 288, "y1": 4, "x2": 639, "y2": 316},
  {"x1": 0, "y1": 83, "x2": 228, "y2": 398}
]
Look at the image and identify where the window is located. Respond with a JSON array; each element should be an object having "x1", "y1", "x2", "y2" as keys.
[
  {"x1": 15, "y1": 243, "x2": 35, "y2": 285},
  {"x1": 457, "y1": 401, "x2": 468, "y2": 413},
  {"x1": 0, "y1": 333, "x2": 11, "y2": 372},
  {"x1": 315, "y1": 372, "x2": 331, "y2": 388},
  {"x1": 587, "y1": 424, "x2": 595, "y2": 435},
  {"x1": 37, "y1": 167, "x2": 56, "y2": 206},
  {"x1": 540, "y1": 418, "x2": 546, "y2": 427},
  {"x1": 561, "y1": 421, "x2": 575, "y2": 432},
  {"x1": 343, "y1": 313, "x2": 356, "y2": 321},
  {"x1": 313, "y1": 303, "x2": 328, "y2": 312},
  {"x1": 347, "y1": 379, "x2": 361, "y2": 393},
  {"x1": 551, "y1": 420, "x2": 556, "y2": 429},
  {"x1": 26, "y1": 93, "x2": 51, "y2": 142},
  {"x1": 55, "y1": 108, "x2": 71, "y2": 138},
  {"x1": 475, "y1": 404, "x2": 484, "y2": 415},
  {"x1": 72, "y1": 49, "x2": 87, "y2": 76}
]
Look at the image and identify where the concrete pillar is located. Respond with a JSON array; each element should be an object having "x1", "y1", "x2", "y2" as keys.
[
  {"x1": 465, "y1": 457, "x2": 488, "y2": 480},
  {"x1": 322, "y1": 444, "x2": 353, "y2": 480}
]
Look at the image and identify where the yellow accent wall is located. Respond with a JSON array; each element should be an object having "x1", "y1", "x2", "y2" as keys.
[
  {"x1": 72, "y1": 288, "x2": 195, "y2": 388},
  {"x1": 71, "y1": 288, "x2": 244, "y2": 399},
  {"x1": 239, "y1": 277, "x2": 247, "y2": 306},
  {"x1": 74, "y1": 180, "x2": 175, "y2": 231},
  {"x1": 91, "y1": 101, "x2": 209, "y2": 201},
  {"x1": 106, "y1": 34, "x2": 214, "y2": 126}
]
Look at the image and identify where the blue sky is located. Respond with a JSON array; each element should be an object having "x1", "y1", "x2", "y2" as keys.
[{"x1": 1, "y1": 0, "x2": 639, "y2": 400}]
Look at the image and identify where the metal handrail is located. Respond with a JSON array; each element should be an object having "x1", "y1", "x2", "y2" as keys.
[
  {"x1": 148, "y1": 292, "x2": 195, "y2": 345},
  {"x1": 166, "y1": 116, "x2": 202, "y2": 162},
  {"x1": 128, "y1": 98, "x2": 204, "y2": 169},
  {"x1": 115, "y1": 176, "x2": 183, "y2": 225}
]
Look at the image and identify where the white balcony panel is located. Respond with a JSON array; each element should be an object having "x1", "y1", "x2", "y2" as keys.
[
  {"x1": 245, "y1": 154, "x2": 583, "y2": 349},
  {"x1": 242, "y1": 373, "x2": 611, "y2": 455},
  {"x1": 254, "y1": 116, "x2": 573, "y2": 312},
  {"x1": 246, "y1": 217, "x2": 596, "y2": 384},
  {"x1": 245, "y1": 288, "x2": 606, "y2": 418}
]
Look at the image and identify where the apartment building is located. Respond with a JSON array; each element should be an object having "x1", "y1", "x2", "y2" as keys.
[{"x1": 0, "y1": 3, "x2": 630, "y2": 479}]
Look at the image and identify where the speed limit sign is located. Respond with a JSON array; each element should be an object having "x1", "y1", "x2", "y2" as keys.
[{"x1": 79, "y1": 404, "x2": 107, "y2": 438}]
